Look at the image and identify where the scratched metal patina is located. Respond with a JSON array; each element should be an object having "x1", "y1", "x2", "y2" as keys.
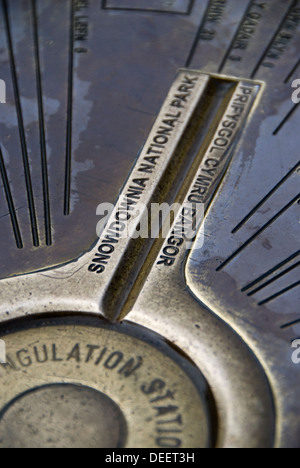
[{"x1": 0, "y1": 0, "x2": 299, "y2": 448}]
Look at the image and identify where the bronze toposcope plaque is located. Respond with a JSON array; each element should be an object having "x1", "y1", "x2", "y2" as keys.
[{"x1": 0, "y1": 0, "x2": 299, "y2": 449}]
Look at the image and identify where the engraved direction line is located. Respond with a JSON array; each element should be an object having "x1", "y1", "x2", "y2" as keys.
[
  {"x1": 251, "y1": 0, "x2": 298, "y2": 79},
  {"x1": 281, "y1": 318, "x2": 300, "y2": 329},
  {"x1": 102, "y1": 0, "x2": 195, "y2": 15},
  {"x1": 2, "y1": 0, "x2": 40, "y2": 247},
  {"x1": 218, "y1": 0, "x2": 254, "y2": 74},
  {"x1": 247, "y1": 261, "x2": 300, "y2": 297},
  {"x1": 217, "y1": 193, "x2": 300, "y2": 271},
  {"x1": 0, "y1": 147, "x2": 23, "y2": 249},
  {"x1": 242, "y1": 249, "x2": 300, "y2": 292},
  {"x1": 232, "y1": 161, "x2": 300, "y2": 233},
  {"x1": 284, "y1": 57, "x2": 300, "y2": 83},
  {"x1": 258, "y1": 280, "x2": 300, "y2": 306},
  {"x1": 32, "y1": 0, "x2": 52, "y2": 246},
  {"x1": 64, "y1": 0, "x2": 75, "y2": 216},
  {"x1": 273, "y1": 103, "x2": 299, "y2": 135}
]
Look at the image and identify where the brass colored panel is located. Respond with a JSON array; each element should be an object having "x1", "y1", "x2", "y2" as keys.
[{"x1": 0, "y1": 0, "x2": 299, "y2": 448}]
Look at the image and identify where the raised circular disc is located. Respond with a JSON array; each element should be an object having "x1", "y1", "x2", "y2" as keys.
[
  {"x1": 0, "y1": 384, "x2": 127, "y2": 449},
  {"x1": 0, "y1": 317, "x2": 213, "y2": 449}
]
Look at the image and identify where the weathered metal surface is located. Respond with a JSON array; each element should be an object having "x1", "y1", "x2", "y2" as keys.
[{"x1": 0, "y1": 0, "x2": 299, "y2": 448}]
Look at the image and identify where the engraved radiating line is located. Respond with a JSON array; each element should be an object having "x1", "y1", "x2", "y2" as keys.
[
  {"x1": 218, "y1": 0, "x2": 254, "y2": 74},
  {"x1": 258, "y1": 280, "x2": 300, "y2": 306},
  {"x1": 242, "y1": 249, "x2": 300, "y2": 292},
  {"x1": 281, "y1": 318, "x2": 300, "y2": 329},
  {"x1": 103, "y1": 0, "x2": 194, "y2": 15},
  {"x1": 32, "y1": 0, "x2": 52, "y2": 246},
  {"x1": 284, "y1": 57, "x2": 300, "y2": 83},
  {"x1": 251, "y1": 0, "x2": 298, "y2": 79},
  {"x1": 247, "y1": 261, "x2": 300, "y2": 296},
  {"x1": 185, "y1": 0, "x2": 217, "y2": 68},
  {"x1": 273, "y1": 103, "x2": 299, "y2": 135},
  {"x1": 216, "y1": 193, "x2": 300, "y2": 271},
  {"x1": 232, "y1": 161, "x2": 300, "y2": 233},
  {"x1": 0, "y1": 146, "x2": 23, "y2": 249},
  {"x1": 64, "y1": 0, "x2": 75, "y2": 216},
  {"x1": 2, "y1": 0, "x2": 40, "y2": 247}
]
